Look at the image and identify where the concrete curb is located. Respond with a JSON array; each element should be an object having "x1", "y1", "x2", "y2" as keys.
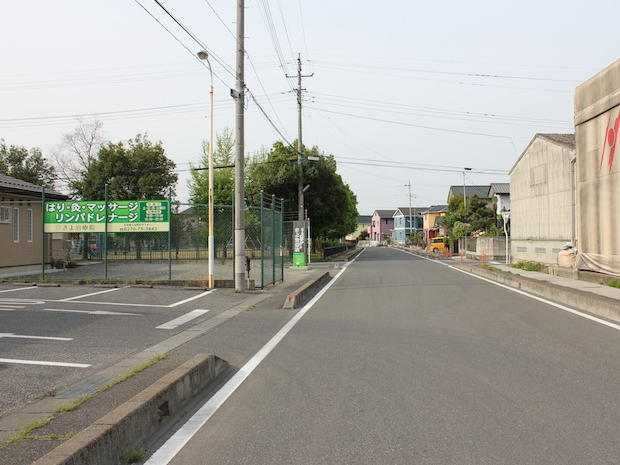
[
  {"x1": 283, "y1": 272, "x2": 331, "y2": 309},
  {"x1": 31, "y1": 354, "x2": 228, "y2": 465},
  {"x1": 454, "y1": 263, "x2": 620, "y2": 324}
]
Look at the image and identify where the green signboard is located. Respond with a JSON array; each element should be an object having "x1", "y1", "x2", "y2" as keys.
[
  {"x1": 44, "y1": 200, "x2": 169, "y2": 233},
  {"x1": 292, "y1": 220, "x2": 307, "y2": 267}
]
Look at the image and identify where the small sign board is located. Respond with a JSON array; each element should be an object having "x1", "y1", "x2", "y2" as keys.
[{"x1": 292, "y1": 220, "x2": 306, "y2": 267}]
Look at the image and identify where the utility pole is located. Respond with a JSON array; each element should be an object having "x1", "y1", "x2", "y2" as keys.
[
  {"x1": 288, "y1": 55, "x2": 313, "y2": 221},
  {"x1": 463, "y1": 167, "x2": 472, "y2": 212},
  {"x1": 234, "y1": 0, "x2": 245, "y2": 291},
  {"x1": 406, "y1": 180, "x2": 413, "y2": 243}
]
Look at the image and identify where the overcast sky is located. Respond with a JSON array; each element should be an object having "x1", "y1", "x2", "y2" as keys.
[{"x1": 1, "y1": 1, "x2": 619, "y2": 214}]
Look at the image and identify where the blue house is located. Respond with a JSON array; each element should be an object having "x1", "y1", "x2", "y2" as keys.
[{"x1": 392, "y1": 207, "x2": 427, "y2": 244}]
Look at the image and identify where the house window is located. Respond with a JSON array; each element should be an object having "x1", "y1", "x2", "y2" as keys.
[
  {"x1": 0, "y1": 206, "x2": 9, "y2": 223},
  {"x1": 27, "y1": 209, "x2": 33, "y2": 242},
  {"x1": 13, "y1": 208, "x2": 19, "y2": 242}
]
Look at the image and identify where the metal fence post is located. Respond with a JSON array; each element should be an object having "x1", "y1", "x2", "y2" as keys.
[
  {"x1": 271, "y1": 194, "x2": 276, "y2": 285},
  {"x1": 260, "y1": 190, "x2": 264, "y2": 289},
  {"x1": 41, "y1": 186, "x2": 45, "y2": 279},
  {"x1": 280, "y1": 198, "x2": 285, "y2": 280},
  {"x1": 104, "y1": 184, "x2": 108, "y2": 281}
]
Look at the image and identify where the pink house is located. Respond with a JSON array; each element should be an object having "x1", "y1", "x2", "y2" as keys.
[{"x1": 369, "y1": 210, "x2": 395, "y2": 243}]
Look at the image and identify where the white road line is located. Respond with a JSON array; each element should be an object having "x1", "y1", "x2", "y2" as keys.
[
  {"x1": 44, "y1": 308, "x2": 142, "y2": 316},
  {"x1": 0, "y1": 305, "x2": 24, "y2": 309},
  {"x1": 0, "y1": 332, "x2": 73, "y2": 341},
  {"x1": 0, "y1": 298, "x2": 45, "y2": 305},
  {"x1": 167, "y1": 290, "x2": 215, "y2": 307},
  {"x1": 60, "y1": 287, "x2": 123, "y2": 301},
  {"x1": 144, "y1": 262, "x2": 355, "y2": 465},
  {"x1": 0, "y1": 308, "x2": 14, "y2": 311},
  {"x1": 450, "y1": 266, "x2": 620, "y2": 332},
  {"x1": 0, "y1": 358, "x2": 90, "y2": 368},
  {"x1": 156, "y1": 309, "x2": 209, "y2": 330},
  {"x1": 0, "y1": 287, "x2": 38, "y2": 294}
]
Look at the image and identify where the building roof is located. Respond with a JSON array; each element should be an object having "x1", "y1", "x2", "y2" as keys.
[
  {"x1": 372, "y1": 209, "x2": 396, "y2": 218},
  {"x1": 489, "y1": 183, "x2": 510, "y2": 195},
  {"x1": 422, "y1": 205, "x2": 448, "y2": 214},
  {"x1": 357, "y1": 215, "x2": 372, "y2": 223},
  {"x1": 448, "y1": 185, "x2": 491, "y2": 201},
  {"x1": 0, "y1": 174, "x2": 67, "y2": 200},
  {"x1": 394, "y1": 207, "x2": 430, "y2": 217},
  {"x1": 509, "y1": 133, "x2": 575, "y2": 175},
  {"x1": 537, "y1": 133, "x2": 576, "y2": 149}
]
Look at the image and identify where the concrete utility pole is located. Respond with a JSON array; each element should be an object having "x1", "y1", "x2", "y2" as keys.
[
  {"x1": 234, "y1": 0, "x2": 245, "y2": 291},
  {"x1": 406, "y1": 180, "x2": 413, "y2": 242},
  {"x1": 288, "y1": 55, "x2": 313, "y2": 221},
  {"x1": 463, "y1": 167, "x2": 472, "y2": 211}
]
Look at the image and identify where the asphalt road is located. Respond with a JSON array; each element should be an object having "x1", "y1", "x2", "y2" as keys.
[
  {"x1": 146, "y1": 247, "x2": 620, "y2": 465},
  {"x1": 0, "y1": 283, "x2": 248, "y2": 416}
]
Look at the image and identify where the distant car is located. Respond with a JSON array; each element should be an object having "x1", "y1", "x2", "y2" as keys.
[{"x1": 429, "y1": 237, "x2": 446, "y2": 253}]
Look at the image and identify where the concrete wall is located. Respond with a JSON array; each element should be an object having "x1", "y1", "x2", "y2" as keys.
[{"x1": 509, "y1": 136, "x2": 574, "y2": 265}]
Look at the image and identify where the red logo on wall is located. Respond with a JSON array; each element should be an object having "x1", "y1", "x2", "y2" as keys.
[{"x1": 600, "y1": 111, "x2": 620, "y2": 174}]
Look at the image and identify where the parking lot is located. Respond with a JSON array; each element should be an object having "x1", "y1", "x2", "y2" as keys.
[{"x1": 0, "y1": 283, "x2": 249, "y2": 416}]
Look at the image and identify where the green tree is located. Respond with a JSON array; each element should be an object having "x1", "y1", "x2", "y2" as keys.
[
  {"x1": 188, "y1": 127, "x2": 235, "y2": 206},
  {"x1": 246, "y1": 141, "x2": 358, "y2": 242},
  {"x1": 0, "y1": 139, "x2": 56, "y2": 187},
  {"x1": 71, "y1": 134, "x2": 177, "y2": 200}
]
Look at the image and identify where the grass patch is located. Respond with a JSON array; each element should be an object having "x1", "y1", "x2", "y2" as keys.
[
  {"x1": 127, "y1": 448, "x2": 148, "y2": 463},
  {"x1": 7, "y1": 416, "x2": 52, "y2": 443},
  {"x1": 607, "y1": 280, "x2": 620, "y2": 289},
  {"x1": 54, "y1": 393, "x2": 94, "y2": 413},
  {"x1": 511, "y1": 260, "x2": 546, "y2": 272},
  {"x1": 98, "y1": 354, "x2": 168, "y2": 393}
]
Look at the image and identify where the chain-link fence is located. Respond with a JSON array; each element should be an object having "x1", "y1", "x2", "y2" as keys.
[{"x1": 1, "y1": 194, "x2": 285, "y2": 288}]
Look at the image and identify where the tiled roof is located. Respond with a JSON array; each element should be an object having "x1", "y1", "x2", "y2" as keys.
[
  {"x1": 373, "y1": 209, "x2": 396, "y2": 218},
  {"x1": 394, "y1": 207, "x2": 430, "y2": 217},
  {"x1": 423, "y1": 205, "x2": 447, "y2": 213},
  {"x1": 489, "y1": 183, "x2": 510, "y2": 195},
  {"x1": 538, "y1": 133, "x2": 575, "y2": 149},
  {"x1": 0, "y1": 174, "x2": 67, "y2": 200},
  {"x1": 449, "y1": 185, "x2": 491, "y2": 199}
]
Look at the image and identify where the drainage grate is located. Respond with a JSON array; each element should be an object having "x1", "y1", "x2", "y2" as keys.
[{"x1": 55, "y1": 374, "x2": 120, "y2": 399}]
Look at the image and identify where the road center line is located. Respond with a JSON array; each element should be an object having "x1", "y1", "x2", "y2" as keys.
[
  {"x1": 144, "y1": 262, "x2": 354, "y2": 465},
  {"x1": 60, "y1": 287, "x2": 123, "y2": 301},
  {"x1": 0, "y1": 358, "x2": 90, "y2": 368},
  {"x1": 156, "y1": 309, "x2": 209, "y2": 330}
]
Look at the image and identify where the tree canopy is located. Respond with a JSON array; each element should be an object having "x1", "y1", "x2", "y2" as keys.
[
  {"x1": 188, "y1": 127, "x2": 235, "y2": 206},
  {"x1": 70, "y1": 134, "x2": 177, "y2": 200},
  {"x1": 0, "y1": 139, "x2": 56, "y2": 187},
  {"x1": 246, "y1": 141, "x2": 358, "y2": 240}
]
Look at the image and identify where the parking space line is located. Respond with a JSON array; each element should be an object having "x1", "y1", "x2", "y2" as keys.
[
  {"x1": 44, "y1": 308, "x2": 142, "y2": 316},
  {"x1": 0, "y1": 358, "x2": 90, "y2": 368},
  {"x1": 0, "y1": 287, "x2": 37, "y2": 294},
  {"x1": 0, "y1": 332, "x2": 73, "y2": 341},
  {"x1": 167, "y1": 290, "x2": 215, "y2": 307},
  {"x1": 60, "y1": 287, "x2": 123, "y2": 301},
  {"x1": 156, "y1": 309, "x2": 209, "y2": 329}
]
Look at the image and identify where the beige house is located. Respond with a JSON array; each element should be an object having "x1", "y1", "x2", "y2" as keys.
[
  {"x1": 422, "y1": 205, "x2": 447, "y2": 241},
  {"x1": 509, "y1": 133, "x2": 576, "y2": 264},
  {"x1": 0, "y1": 174, "x2": 68, "y2": 268}
]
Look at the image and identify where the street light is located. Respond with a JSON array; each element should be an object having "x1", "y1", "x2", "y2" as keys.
[
  {"x1": 197, "y1": 50, "x2": 215, "y2": 289},
  {"x1": 463, "y1": 167, "x2": 472, "y2": 211}
]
